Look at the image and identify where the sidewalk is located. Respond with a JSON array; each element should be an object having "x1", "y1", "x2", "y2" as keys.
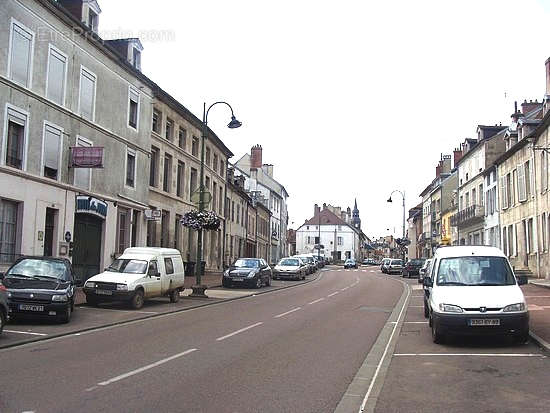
[
  {"x1": 74, "y1": 272, "x2": 222, "y2": 306},
  {"x1": 522, "y1": 281, "x2": 550, "y2": 351}
]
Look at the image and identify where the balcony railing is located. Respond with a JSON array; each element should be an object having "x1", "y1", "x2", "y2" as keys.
[{"x1": 450, "y1": 205, "x2": 484, "y2": 227}]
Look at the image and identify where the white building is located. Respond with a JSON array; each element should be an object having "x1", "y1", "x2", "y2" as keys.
[{"x1": 296, "y1": 204, "x2": 363, "y2": 261}]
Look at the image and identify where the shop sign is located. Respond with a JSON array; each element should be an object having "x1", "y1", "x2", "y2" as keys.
[{"x1": 76, "y1": 196, "x2": 107, "y2": 219}]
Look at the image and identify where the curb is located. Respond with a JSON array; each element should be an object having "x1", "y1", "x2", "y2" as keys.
[
  {"x1": 334, "y1": 274, "x2": 410, "y2": 413},
  {"x1": 529, "y1": 331, "x2": 550, "y2": 353},
  {"x1": 529, "y1": 281, "x2": 550, "y2": 289},
  {"x1": 1, "y1": 271, "x2": 324, "y2": 351}
]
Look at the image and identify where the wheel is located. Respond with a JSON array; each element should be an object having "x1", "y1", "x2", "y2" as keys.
[
  {"x1": 431, "y1": 316, "x2": 444, "y2": 344},
  {"x1": 222, "y1": 279, "x2": 231, "y2": 288},
  {"x1": 255, "y1": 277, "x2": 263, "y2": 289},
  {"x1": 59, "y1": 302, "x2": 72, "y2": 324},
  {"x1": 131, "y1": 289, "x2": 144, "y2": 309},
  {"x1": 169, "y1": 289, "x2": 180, "y2": 303},
  {"x1": 0, "y1": 309, "x2": 6, "y2": 334},
  {"x1": 301, "y1": 272, "x2": 306, "y2": 280}
]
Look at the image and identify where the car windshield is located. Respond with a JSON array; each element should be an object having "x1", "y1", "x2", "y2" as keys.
[
  {"x1": 107, "y1": 259, "x2": 148, "y2": 274},
  {"x1": 279, "y1": 259, "x2": 300, "y2": 266},
  {"x1": 391, "y1": 260, "x2": 403, "y2": 265},
  {"x1": 411, "y1": 259, "x2": 424, "y2": 265},
  {"x1": 345, "y1": 259, "x2": 354, "y2": 263},
  {"x1": 6, "y1": 259, "x2": 68, "y2": 280},
  {"x1": 436, "y1": 256, "x2": 516, "y2": 286},
  {"x1": 233, "y1": 259, "x2": 259, "y2": 268}
]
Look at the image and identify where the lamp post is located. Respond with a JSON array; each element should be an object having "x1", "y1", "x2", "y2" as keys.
[
  {"x1": 190, "y1": 101, "x2": 241, "y2": 298},
  {"x1": 387, "y1": 190, "x2": 406, "y2": 262}
]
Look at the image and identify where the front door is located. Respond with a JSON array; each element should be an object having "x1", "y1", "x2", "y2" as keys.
[
  {"x1": 44, "y1": 208, "x2": 56, "y2": 256},
  {"x1": 73, "y1": 213, "x2": 103, "y2": 285}
]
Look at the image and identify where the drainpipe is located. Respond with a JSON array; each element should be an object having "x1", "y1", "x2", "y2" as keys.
[{"x1": 532, "y1": 140, "x2": 541, "y2": 278}]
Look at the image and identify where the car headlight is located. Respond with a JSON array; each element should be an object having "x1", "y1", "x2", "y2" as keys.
[
  {"x1": 223, "y1": 270, "x2": 230, "y2": 277},
  {"x1": 247, "y1": 270, "x2": 258, "y2": 278},
  {"x1": 85, "y1": 281, "x2": 96, "y2": 289},
  {"x1": 52, "y1": 294, "x2": 68, "y2": 302},
  {"x1": 117, "y1": 284, "x2": 128, "y2": 291},
  {"x1": 439, "y1": 303, "x2": 463, "y2": 313},
  {"x1": 7, "y1": 291, "x2": 12, "y2": 298},
  {"x1": 503, "y1": 303, "x2": 526, "y2": 312}
]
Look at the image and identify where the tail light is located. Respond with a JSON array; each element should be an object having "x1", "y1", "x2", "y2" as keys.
[{"x1": 0, "y1": 283, "x2": 7, "y2": 291}]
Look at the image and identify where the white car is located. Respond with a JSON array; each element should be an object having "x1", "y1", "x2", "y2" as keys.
[
  {"x1": 424, "y1": 246, "x2": 529, "y2": 344},
  {"x1": 273, "y1": 257, "x2": 306, "y2": 280},
  {"x1": 83, "y1": 247, "x2": 185, "y2": 309}
]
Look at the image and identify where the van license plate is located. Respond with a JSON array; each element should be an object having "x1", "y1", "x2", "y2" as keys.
[
  {"x1": 469, "y1": 319, "x2": 500, "y2": 326},
  {"x1": 19, "y1": 304, "x2": 44, "y2": 312},
  {"x1": 96, "y1": 289, "x2": 113, "y2": 295}
]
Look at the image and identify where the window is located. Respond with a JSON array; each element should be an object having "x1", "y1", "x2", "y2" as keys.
[
  {"x1": 161, "y1": 210, "x2": 170, "y2": 247},
  {"x1": 178, "y1": 127, "x2": 186, "y2": 149},
  {"x1": 528, "y1": 218, "x2": 534, "y2": 253},
  {"x1": 508, "y1": 225, "x2": 514, "y2": 257},
  {"x1": 177, "y1": 161, "x2": 185, "y2": 197},
  {"x1": 478, "y1": 184, "x2": 483, "y2": 205},
  {"x1": 192, "y1": 136, "x2": 199, "y2": 157},
  {"x1": 337, "y1": 236, "x2": 343, "y2": 246},
  {"x1": 0, "y1": 199, "x2": 19, "y2": 263},
  {"x1": 78, "y1": 67, "x2": 96, "y2": 121},
  {"x1": 232, "y1": 201, "x2": 235, "y2": 222},
  {"x1": 87, "y1": 9, "x2": 98, "y2": 32},
  {"x1": 225, "y1": 197, "x2": 230, "y2": 218},
  {"x1": 128, "y1": 87, "x2": 139, "y2": 129},
  {"x1": 132, "y1": 47, "x2": 141, "y2": 70},
  {"x1": 471, "y1": 189, "x2": 476, "y2": 206},
  {"x1": 220, "y1": 160, "x2": 224, "y2": 177},
  {"x1": 175, "y1": 214, "x2": 182, "y2": 250},
  {"x1": 506, "y1": 173, "x2": 512, "y2": 208},
  {"x1": 190, "y1": 168, "x2": 198, "y2": 198},
  {"x1": 237, "y1": 204, "x2": 240, "y2": 224},
  {"x1": 213, "y1": 154, "x2": 218, "y2": 174},
  {"x1": 512, "y1": 169, "x2": 517, "y2": 205},
  {"x1": 46, "y1": 45, "x2": 67, "y2": 106},
  {"x1": 206, "y1": 147, "x2": 211, "y2": 166},
  {"x1": 8, "y1": 19, "x2": 34, "y2": 88},
  {"x1": 307, "y1": 236, "x2": 311, "y2": 244},
  {"x1": 126, "y1": 148, "x2": 136, "y2": 188},
  {"x1": 149, "y1": 147, "x2": 159, "y2": 187},
  {"x1": 525, "y1": 160, "x2": 531, "y2": 199},
  {"x1": 4, "y1": 106, "x2": 28, "y2": 170},
  {"x1": 502, "y1": 227, "x2": 508, "y2": 256},
  {"x1": 212, "y1": 182, "x2": 217, "y2": 212},
  {"x1": 518, "y1": 164, "x2": 526, "y2": 201},
  {"x1": 42, "y1": 122, "x2": 62, "y2": 180},
  {"x1": 219, "y1": 187, "x2": 224, "y2": 215},
  {"x1": 165, "y1": 118, "x2": 173, "y2": 140},
  {"x1": 542, "y1": 213, "x2": 547, "y2": 251},
  {"x1": 164, "y1": 258, "x2": 174, "y2": 274},
  {"x1": 163, "y1": 154, "x2": 172, "y2": 192},
  {"x1": 152, "y1": 109, "x2": 161, "y2": 133},
  {"x1": 74, "y1": 136, "x2": 92, "y2": 190},
  {"x1": 117, "y1": 207, "x2": 130, "y2": 254},
  {"x1": 542, "y1": 152, "x2": 548, "y2": 192}
]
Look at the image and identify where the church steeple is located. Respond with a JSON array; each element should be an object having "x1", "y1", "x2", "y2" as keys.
[{"x1": 351, "y1": 198, "x2": 361, "y2": 230}]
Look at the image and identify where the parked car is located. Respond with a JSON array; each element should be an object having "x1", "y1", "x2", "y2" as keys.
[
  {"x1": 1, "y1": 256, "x2": 76, "y2": 323},
  {"x1": 344, "y1": 258, "x2": 358, "y2": 269},
  {"x1": 418, "y1": 258, "x2": 433, "y2": 284},
  {"x1": 223, "y1": 258, "x2": 272, "y2": 288},
  {"x1": 0, "y1": 279, "x2": 8, "y2": 334},
  {"x1": 424, "y1": 246, "x2": 529, "y2": 344},
  {"x1": 402, "y1": 258, "x2": 426, "y2": 278},
  {"x1": 273, "y1": 257, "x2": 306, "y2": 280},
  {"x1": 381, "y1": 258, "x2": 391, "y2": 273},
  {"x1": 386, "y1": 259, "x2": 403, "y2": 274},
  {"x1": 295, "y1": 255, "x2": 316, "y2": 274},
  {"x1": 84, "y1": 247, "x2": 185, "y2": 309}
]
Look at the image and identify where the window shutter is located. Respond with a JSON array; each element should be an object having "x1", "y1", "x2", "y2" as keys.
[
  {"x1": 47, "y1": 48, "x2": 66, "y2": 105},
  {"x1": 10, "y1": 24, "x2": 32, "y2": 86},
  {"x1": 518, "y1": 164, "x2": 526, "y2": 201},
  {"x1": 500, "y1": 176, "x2": 507, "y2": 209},
  {"x1": 80, "y1": 69, "x2": 96, "y2": 121},
  {"x1": 43, "y1": 125, "x2": 61, "y2": 170}
]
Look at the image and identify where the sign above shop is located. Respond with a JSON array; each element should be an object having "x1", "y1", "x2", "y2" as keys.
[
  {"x1": 76, "y1": 196, "x2": 107, "y2": 219},
  {"x1": 144, "y1": 209, "x2": 162, "y2": 220},
  {"x1": 70, "y1": 147, "x2": 104, "y2": 168}
]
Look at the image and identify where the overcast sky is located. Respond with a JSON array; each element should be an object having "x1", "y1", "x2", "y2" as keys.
[{"x1": 101, "y1": 0, "x2": 550, "y2": 240}]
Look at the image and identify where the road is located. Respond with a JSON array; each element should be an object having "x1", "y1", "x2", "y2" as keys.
[{"x1": 0, "y1": 266, "x2": 402, "y2": 413}]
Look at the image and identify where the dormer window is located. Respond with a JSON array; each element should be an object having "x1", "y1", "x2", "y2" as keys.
[
  {"x1": 88, "y1": 9, "x2": 98, "y2": 32},
  {"x1": 132, "y1": 47, "x2": 141, "y2": 70}
]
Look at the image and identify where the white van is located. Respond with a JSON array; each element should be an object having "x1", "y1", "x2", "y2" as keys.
[
  {"x1": 424, "y1": 246, "x2": 529, "y2": 344},
  {"x1": 83, "y1": 247, "x2": 185, "y2": 309}
]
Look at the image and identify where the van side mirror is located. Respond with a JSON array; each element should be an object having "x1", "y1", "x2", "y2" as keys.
[
  {"x1": 424, "y1": 276, "x2": 433, "y2": 287},
  {"x1": 516, "y1": 275, "x2": 528, "y2": 286}
]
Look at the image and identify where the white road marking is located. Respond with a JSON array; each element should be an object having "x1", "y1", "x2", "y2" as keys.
[
  {"x1": 403, "y1": 321, "x2": 428, "y2": 324},
  {"x1": 394, "y1": 353, "x2": 542, "y2": 357},
  {"x1": 274, "y1": 307, "x2": 302, "y2": 318},
  {"x1": 327, "y1": 292, "x2": 339, "y2": 297},
  {"x1": 97, "y1": 348, "x2": 198, "y2": 386},
  {"x1": 370, "y1": 270, "x2": 375, "y2": 273},
  {"x1": 4, "y1": 330, "x2": 47, "y2": 336},
  {"x1": 216, "y1": 322, "x2": 264, "y2": 341},
  {"x1": 340, "y1": 287, "x2": 350, "y2": 291},
  {"x1": 308, "y1": 298, "x2": 325, "y2": 305}
]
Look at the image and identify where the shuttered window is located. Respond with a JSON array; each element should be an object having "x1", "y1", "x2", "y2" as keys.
[
  {"x1": 126, "y1": 149, "x2": 136, "y2": 188},
  {"x1": 74, "y1": 136, "x2": 92, "y2": 189},
  {"x1": 79, "y1": 67, "x2": 96, "y2": 121},
  {"x1": 128, "y1": 87, "x2": 139, "y2": 129},
  {"x1": 43, "y1": 124, "x2": 62, "y2": 180},
  {"x1": 5, "y1": 107, "x2": 27, "y2": 170},
  {"x1": 542, "y1": 152, "x2": 548, "y2": 192},
  {"x1": 47, "y1": 46, "x2": 67, "y2": 105},
  {"x1": 517, "y1": 164, "x2": 526, "y2": 202},
  {"x1": 0, "y1": 199, "x2": 19, "y2": 263},
  {"x1": 500, "y1": 176, "x2": 507, "y2": 209},
  {"x1": 9, "y1": 21, "x2": 33, "y2": 87}
]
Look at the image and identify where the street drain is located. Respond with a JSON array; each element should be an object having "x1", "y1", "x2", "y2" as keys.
[{"x1": 357, "y1": 306, "x2": 392, "y2": 313}]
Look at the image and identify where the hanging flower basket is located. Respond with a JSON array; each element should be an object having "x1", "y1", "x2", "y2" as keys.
[{"x1": 181, "y1": 210, "x2": 221, "y2": 231}]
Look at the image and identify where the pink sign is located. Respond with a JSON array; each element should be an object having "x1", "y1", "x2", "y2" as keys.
[{"x1": 71, "y1": 146, "x2": 104, "y2": 168}]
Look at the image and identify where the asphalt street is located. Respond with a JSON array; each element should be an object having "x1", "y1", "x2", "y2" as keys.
[{"x1": 0, "y1": 266, "x2": 402, "y2": 413}]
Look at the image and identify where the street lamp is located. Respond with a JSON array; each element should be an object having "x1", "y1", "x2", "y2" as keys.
[
  {"x1": 387, "y1": 190, "x2": 406, "y2": 261},
  {"x1": 190, "y1": 101, "x2": 242, "y2": 298}
]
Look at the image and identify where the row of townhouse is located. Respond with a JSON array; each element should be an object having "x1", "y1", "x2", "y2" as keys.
[
  {"x1": 0, "y1": 0, "x2": 290, "y2": 284},
  {"x1": 407, "y1": 55, "x2": 550, "y2": 279}
]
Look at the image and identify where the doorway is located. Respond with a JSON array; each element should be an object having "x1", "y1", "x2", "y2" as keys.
[
  {"x1": 73, "y1": 213, "x2": 103, "y2": 284},
  {"x1": 44, "y1": 208, "x2": 56, "y2": 256}
]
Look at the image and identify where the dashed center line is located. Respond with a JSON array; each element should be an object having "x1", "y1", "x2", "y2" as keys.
[
  {"x1": 340, "y1": 287, "x2": 349, "y2": 291},
  {"x1": 327, "y1": 292, "x2": 339, "y2": 297},
  {"x1": 274, "y1": 307, "x2": 302, "y2": 318},
  {"x1": 4, "y1": 330, "x2": 47, "y2": 336},
  {"x1": 216, "y1": 322, "x2": 263, "y2": 341},
  {"x1": 308, "y1": 298, "x2": 325, "y2": 305}
]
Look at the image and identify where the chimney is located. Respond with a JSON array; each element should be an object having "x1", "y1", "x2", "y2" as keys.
[
  {"x1": 250, "y1": 145, "x2": 262, "y2": 169},
  {"x1": 546, "y1": 57, "x2": 550, "y2": 95},
  {"x1": 322, "y1": 203, "x2": 327, "y2": 209},
  {"x1": 441, "y1": 154, "x2": 452, "y2": 174},
  {"x1": 453, "y1": 147, "x2": 463, "y2": 167},
  {"x1": 520, "y1": 99, "x2": 542, "y2": 116},
  {"x1": 262, "y1": 164, "x2": 274, "y2": 178},
  {"x1": 436, "y1": 164, "x2": 441, "y2": 178},
  {"x1": 314, "y1": 204, "x2": 320, "y2": 217}
]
